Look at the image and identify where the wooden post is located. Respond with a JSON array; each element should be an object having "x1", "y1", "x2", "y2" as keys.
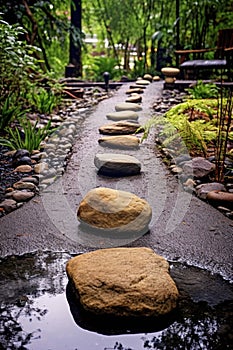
[
  {"x1": 176, "y1": 0, "x2": 180, "y2": 68},
  {"x1": 65, "y1": 0, "x2": 82, "y2": 77}
]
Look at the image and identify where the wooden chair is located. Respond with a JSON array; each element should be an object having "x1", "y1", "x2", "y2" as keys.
[{"x1": 175, "y1": 29, "x2": 233, "y2": 80}]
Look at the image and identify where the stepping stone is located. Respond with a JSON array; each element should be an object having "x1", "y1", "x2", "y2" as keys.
[
  {"x1": 153, "y1": 75, "x2": 161, "y2": 81},
  {"x1": 143, "y1": 73, "x2": 153, "y2": 82},
  {"x1": 125, "y1": 94, "x2": 142, "y2": 103},
  {"x1": 130, "y1": 85, "x2": 146, "y2": 89},
  {"x1": 126, "y1": 88, "x2": 144, "y2": 94},
  {"x1": 99, "y1": 121, "x2": 142, "y2": 135},
  {"x1": 115, "y1": 102, "x2": 142, "y2": 112},
  {"x1": 106, "y1": 110, "x2": 138, "y2": 121},
  {"x1": 98, "y1": 135, "x2": 140, "y2": 149},
  {"x1": 77, "y1": 187, "x2": 152, "y2": 235},
  {"x1": 136, "y1": 79, "x2": 150, "y2": 86},
  {"x1": 66, "y1": 247, "x2": 179, "y2": 317},
  {"x1": 94, "y1": 153, "x2": 141, "y2": 176}
]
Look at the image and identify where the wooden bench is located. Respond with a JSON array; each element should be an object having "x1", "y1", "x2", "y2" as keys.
[{"x1": 175, "y1": 29, "x2": 233, "y2": 80}]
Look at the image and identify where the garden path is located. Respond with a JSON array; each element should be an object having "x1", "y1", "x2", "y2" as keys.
[{"x1": 0, "y1": 81, "x2": 232, "y2": 282}]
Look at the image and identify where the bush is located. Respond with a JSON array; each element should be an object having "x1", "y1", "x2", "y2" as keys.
[{"x1": 0, "y1": 15, "x2": 41, "y2": 130}]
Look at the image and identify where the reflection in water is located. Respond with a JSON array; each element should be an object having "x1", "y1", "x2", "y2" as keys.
[{"x1": 0, "y1": 252, "x2": 232, "y2": 350}]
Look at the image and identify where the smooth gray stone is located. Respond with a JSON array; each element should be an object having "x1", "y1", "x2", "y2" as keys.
[
  {"x1": 94, "y1": 153, "x2": 141, "y2": 177},
  {"x1": 106, "y1": 110, "x2": 139, "y2": 121}
]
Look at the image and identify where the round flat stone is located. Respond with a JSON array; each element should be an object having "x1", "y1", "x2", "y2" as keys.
[
  {"x1": 125, "y1": 94, "x2": 142, "y2": 103},
  {"x1": 98, "y1": 135, "x2": 140, "y2": 149},
  {"x1": 99, "y1": 121, "x2": 142, "y2": 135},
  {"x1": 94, "y1": 153, "x2": 141, "y2": 177},
  {"x1": 136, "y1": 79, "x2": 150, "y2": 85},
  {"x1": 115, "y1": 102, "x2": 142, "y2": 112},
  {"x1": 106, "y1": 110, "x2": 138, "y2": 121},
  {"x1": 161, "y1": 67, "x2": 180, "y2": 76},
  {"x1": 77, "y1": 187, "x2": 152, "y2": 235},
  {"x1": 66, "y1": 247, "x2": 179, "y2": 317},
  {"x1": 130, "y1": 85, "x2": 146, "y2": 89},
  {"x1": 126, "y1": 88, "x2": 144, "y2": 94}
]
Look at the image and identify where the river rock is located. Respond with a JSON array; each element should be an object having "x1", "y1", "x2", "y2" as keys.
[
  {"x1": 34, "y1": 162, "x2": 49, "y2": 174},
  {"x1": 125, "y1": 94, "x2": 142, "y2": 103},
  {"x1": 0, "y1": 199, "x2": 17, "y2": 213},
  {"x1": 115, "y1": 102, "x2": 142, "y2": 112},
  {"x1": 77, "y1": 187, "x2": 152, "y2": 235},
  {"x1": 14, "y1": 165, "x2": 32, "y2": 173},
  {"x1": 66, "y1": 247, "x2": 179, "y2": 317},
  {"x1": 98, "y1": 135, "x2": 140, "y2": 149},
  {"x1": 12, "y1": 190, "x2": 35, "y2": 202},
  {"x1": 13, "y1": 181, "x2": 37, "y2": 191},
  {"x1": 99, "y1": 121, "x2": 142, "y2": 135},
  {"x1": 94, "y1": 153, "x2": 141, "y2": 177},
  {"x1": 12, "y1": 149, "x2": 30, "y2": 166},
  {"x1": 106, "y1": 110, "x2": 139, "y2": 121},
  {"x1": 206, "y1": 191, "x2": 233, "y2": 210},
  {"x1": 195, "y1": 182, "x2": 226, "y2": 200},
  {"x1": 182, "y1": 157, "x2": 215, "y2": 179}
]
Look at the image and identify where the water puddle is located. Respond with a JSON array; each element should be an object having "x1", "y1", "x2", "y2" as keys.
[{"x1": 0, "y1": 252, "x2": 232, "y2": 350}]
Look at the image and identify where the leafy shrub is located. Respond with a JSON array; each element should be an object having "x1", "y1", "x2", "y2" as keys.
[
  {"x1": 86, "y1": 56, "x2": 122, "y2": 81},
  {"x1": 27, "y1": 87, "x2": 62, "y2": 115},
  {"x1": 186, "y1": 81, "x2": 219, "y2": 99},
  {"x1": 141, "y1": 99, "x2": 219, "y2": 157},
  {"x1": 0, "y1": 93, "x2": 27, "y2": 131},
  {"x1": 0, "y1": 15, "x2": 41, "y2": 129},
  {"x1": 0, "y1": 118, "x2": 55, "y2": 152}
]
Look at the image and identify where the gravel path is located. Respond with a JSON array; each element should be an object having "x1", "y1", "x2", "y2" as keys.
[{"x1": 0, "y1": 81, "x2": 232, "y2": 282}]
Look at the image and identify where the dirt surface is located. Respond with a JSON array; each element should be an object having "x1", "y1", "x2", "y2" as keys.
[{"x1": 0, "y1": 81, "x2": 232, "y2": 282}]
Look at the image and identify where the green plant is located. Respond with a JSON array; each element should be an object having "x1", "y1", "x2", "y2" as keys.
[
  {"x1": 27, "y1": 87, "x2": 62, "y2": 115},
  {"x1": 186, "y1": 81, "x2": 219, "y2": 99},
  {"x1": 141, "y1": 99, "x2": 219, "y2": 157},
  {"x1": 0, "y1": 118, "x2": 55, "y2": 152},
  {"x1": 0, "y1": 93, "x2": 27, "y2": 131},
  {"x1": 90, "y1": 56, "x2": 122, "y2": 81}
]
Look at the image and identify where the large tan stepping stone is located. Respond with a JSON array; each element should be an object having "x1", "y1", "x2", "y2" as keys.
[
  {"x1": 115, "y1": 102, "x2": 142, "y2": 112},
  {"x1": 126, "y1": 88, "x2": 144, "y2": 94},
  {"x1": 125, "y1": 94, "x2": 142, "y2": 103},
  {"x1": 106, "y1": 110, "x2": 138, "y2": 121},
  {"x1": 66, "y1": 247, "x2": 179, "y2": 317},
  {"x1": 94, "y1": 153, "x2": 141, "y2": 177},
  {"x1": 99, "y1": 121, "x2": 142, "y2": 135},
  {"x1": 98, "y1": 135, "x2": 140, "y2": 149},
  {"x1": 136, "y1": 79, "x2": 150, "y2": 85},
  {"x1": 77, "y1": 187, "x2": 152, "y2": 235}
]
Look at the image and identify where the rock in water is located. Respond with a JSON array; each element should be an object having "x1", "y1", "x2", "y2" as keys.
[
  {"x1": 94, "y1": 153, "x2": 141, "y2": 177},
  {"x1": 98, "y1": 135, "x2": 140, "y2": 149},
  {"x1": 77, "y1": 187, "x2": 152, "y2": 235},
  {"x1": 66, "y1": 247, "x2": 179, "y2": 317}
]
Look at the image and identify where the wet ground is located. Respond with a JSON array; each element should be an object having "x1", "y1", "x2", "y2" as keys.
[
  {"x1": 0, "y1": 81, "x2": 233, "y2": 349},
  {"x1": 0, "y1": 251, "x2": 232, "y2": 350}
]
